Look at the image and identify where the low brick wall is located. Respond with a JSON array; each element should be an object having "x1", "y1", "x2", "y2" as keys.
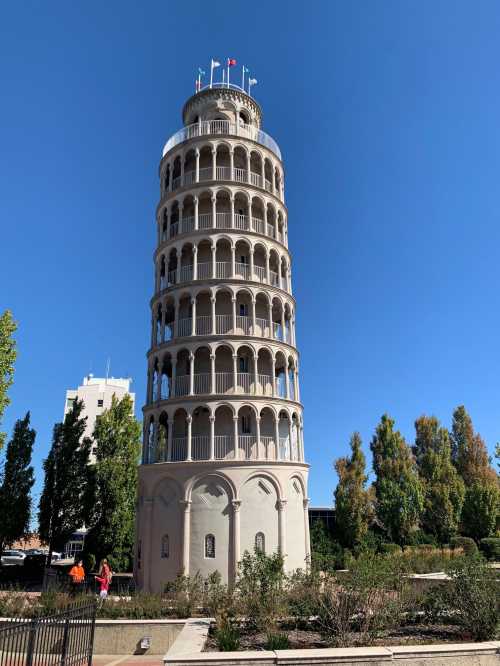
[
  {"x1": 164, "y1": 620, "x2": 500, "y2": 665},
  {"x1": 93, "y1": 619, "x2": 184, "y2": 655}
]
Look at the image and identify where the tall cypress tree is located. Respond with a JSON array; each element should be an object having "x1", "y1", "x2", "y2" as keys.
[
  {"x1": 38, "y1": 399, "x2": 91, "y2": 559},
  {"x1": 0, "y1": 413, "x2": 35, "y2": 553},
  {"x1": 370, "y1": 414, "x2": 423, "y2": 546},
  {"x1": 0, "y1": 310, "x2": 17, "y2": 451},
  {"x1": 334, "y1": 432, "x2": 370, "y2": 550},
  {"x1": 84, "y1": 395, "x2": 141, "y2": 571},
  {"x1": 413, "y1": 415, "x2": 464, "y2": 543}
]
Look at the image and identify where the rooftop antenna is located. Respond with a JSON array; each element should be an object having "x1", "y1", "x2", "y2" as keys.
[{"x1": 105, "y1": 357, "x2": 111, "y2": 384}]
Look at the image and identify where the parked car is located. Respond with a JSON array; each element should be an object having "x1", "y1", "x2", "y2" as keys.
[
  {"x1": 1, "y1": 550, "x2": 26, "y2": 566},
  {"x1": 25, "y1": 548, "x2": 45, "y2": 556}
]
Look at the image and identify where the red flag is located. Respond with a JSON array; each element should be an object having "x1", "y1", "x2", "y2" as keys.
[{"x1": 227, "y1": 58, "x2": 236, "y2": 67}]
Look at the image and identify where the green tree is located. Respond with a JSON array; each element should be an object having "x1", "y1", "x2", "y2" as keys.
[
  {"x1": 309, "y1": 519, "x2": 343, "y2": 571},
  {"x1": 496, "y1": 443, "x2": 500, "y2": 472},
  {"x1": 334, "y1": 432, "x2": 370, "y2": 550},
  {"x1": 462, "y1": 482, "x2": 499, "y2": 542},
  {"x1": 0, "y1": 413, "x2": 35, "y2": 553},
  {"x1": 38, "y1": 399, "x2": 91, "y2": 560},
  {"x1": 370, "y1": 414, "x2": 423, "y2": 546},
  {"x1": 413, "y1": 416, "x2": 465, "y2": 543},
  {"x1": 0, "y1": 310, "x2": 17, "y2": 450},
  {"x1": 450, "y1": 405, "x2": 494, "y2": 485},
  {"x1": 84, "y1": 394, "x2": 141, "y2": 571}
]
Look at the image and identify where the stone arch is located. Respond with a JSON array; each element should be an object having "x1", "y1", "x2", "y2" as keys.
[
  {"x1": 150, "y1": 476, "x2": 183, "y2": 591},
  {"x1": 286, "y1": 474, "x2": 306, "y2": 571},
  {"x1": 240, "y1": 473, "x2": 279, "y2": 559}
]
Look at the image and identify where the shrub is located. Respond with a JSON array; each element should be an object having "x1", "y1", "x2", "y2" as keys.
[
  {"x1": 214, "y1": 624, "x2": 240, "y2": 651},
  {"x1": 285, "y1": 569, "x2": 321, "y2": 626},
  {"x1": 398, "y1": 546, "x2": 463, "y2": 574},
  {"x1": 444, "y1": 555, "x2": 499, "y2": 640},
  {"x1": 450, "y1": 536, "x2": 478, "y2": 555},
  {"x1": 380, "y1": 543, "x2": 401, "y2": 555},
  {"x1": 265, "y1": 631, "x2": 290, "y2": 650},
  {"x1": 479, "y1": 538, "x2": 500, "y2": 561}
]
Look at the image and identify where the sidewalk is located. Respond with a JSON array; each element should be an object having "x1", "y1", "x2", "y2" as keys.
[{"x1": 93, "y1": 655, "x2": 164, "y2": 666}]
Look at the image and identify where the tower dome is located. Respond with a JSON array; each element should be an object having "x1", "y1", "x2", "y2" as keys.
[{"x1": 135, "y1": 79, "x2": 310, "y2": 589}]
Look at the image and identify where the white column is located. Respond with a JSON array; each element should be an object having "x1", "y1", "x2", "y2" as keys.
[
  {"x1": 232, "y1": 353, "x2": 238, "y2": 394},
  {"x1": 174, "y1": 302, "x2": 180, "y2": 337},
  {"x1": 211, "y1": 243, "x2": 216, "y2": 278},
  {"x1": 166, "y1": 208, "x2": 171, "y2": 239},
  {"x1": 180, "y1": 500, "x2": 191, "y2": 575},
  {"x1": 186, "y1": 414, "x2": 192, "y2": 461},
  {"x1": 275, "y1": 415, "x2": 281, "y2": 461},
  {"x1": 249, "y1": 248, "x2": 254, "y2": 280},
  {"x1": 268, "y1": 303, "x2": 273, "y2": 340},
  {"x1": 211, "y1": 194, "x2": 217, "y2": 229},
  {"x1": 231, "y1": 244, "x2": 236, "y2": 277},
  {"x1": 253, "y1": 354, "x2": 259, "y2": 395},
  {"x1": 303, "y1": 498, "x2": 311, "y2": 569},
  {"x1": 281, "y1": 309, "x2": 286, "y2": 343},
  {"x1": 278, "y1": 499, "x2": 287, "y2": 564},
  {"x1": 263, "y1": 204, "x2": 268, "y2": 237},
  {"x1": 178, "y1": 203, "x2": 184, "y2": 234},
  {"x1": 232, "y1": 500, "x2": 241, "y2": 578},
  {"x1": 260, "y1": 159, "x2": 265, "y2": 188},
  {"x1": 285, "y1": 364, "x2": 290, "y2": 400},
  {"x1": 189, "y1": 351, "x2": 195, "y2": 395},
  {"x1": 176, "y1": 253, "x2": 181, "y2": 284},
  {"x1": 191, "y1": 299, "x2": 196, "y2": 337},
  {"x1": 211, "y1": 148, "x2": 217, "y2": 180},
  {"x1": 246, "y1": 151, "x2": 251, "y2": 183},
  {"x1": 256, "y1": 416, "x2": 261, "y2": 459},
  {"x1": 295, "y1": 362, "x2": 300, "y2": 402},
  {"x1": 194, "y1": 196, "x2": 199, "y2": 230},
  {"x1": 193, "y1": 245, "x2": 198, "y2": 281},
  {"x1": 210, "y1": 353, "x2": 216, "y2": 394},
  {"x1": 251, "y1": 297, "x2": 256, "y2": 335},
  {"x1": 167, "y1": 419, "x2": 173, "y2": 462},
  {"x1": 231, "y1": 297, "x2": 237, "y2": 333},
  {"x1": 265, "y1": 251, "x2": 270, "y2": 284},
  {"x1": 209, "y1": 414, "x2": 215, "y2": 459},
  {"x1": 160, "y1": 306, "x2": 166, "y2": 343},
  {"x1": 230, "y1": 194, "x2": 235, "y2": 229},
  {"x1": 272, "y1": 354, "x2": 277, "y2": 397},
  {"x1": 233, "y1": 415, "x2": 239, "y2": 460},
  {"x1": 195, "y1": 148, "x2": 200, "y2": 183},
  {"x1": 211, "y1": 296, "x2": 216, "y2": 335},
  {"x1": 171, "y1": 356, "x2": 177, "y2": 397},
  {"x1": 229, "y1": 147, "x2": 234, "y2": 181}
]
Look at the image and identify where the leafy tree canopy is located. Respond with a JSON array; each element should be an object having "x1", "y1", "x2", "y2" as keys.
[{"x1": 0, "y1": 310, "x2": 17, "y2": 450}]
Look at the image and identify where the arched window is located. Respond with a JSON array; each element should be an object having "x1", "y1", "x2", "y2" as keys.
[
  {"x1": 205, "y1": 534, "x2": 215, "y2": 558},
  {"x1": 161, "y1": 534, "x2": 169, "y2": 559},
  {"x1": 255, "y1": 532, "x2": 265, "y2": 553}
]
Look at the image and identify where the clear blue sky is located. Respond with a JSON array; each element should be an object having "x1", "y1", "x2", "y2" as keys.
[{"x1": 1, "y1": 1, "x2": 499, "y2": 509}]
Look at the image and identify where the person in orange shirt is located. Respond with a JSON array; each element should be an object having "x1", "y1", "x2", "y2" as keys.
[{"x1": 68, "y1": 559, "x2": 85, "y2": 596}]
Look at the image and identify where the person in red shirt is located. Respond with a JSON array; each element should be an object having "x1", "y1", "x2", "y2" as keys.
[{"x1": 95, "y1": 573, "x2": 110, "y2": 600}]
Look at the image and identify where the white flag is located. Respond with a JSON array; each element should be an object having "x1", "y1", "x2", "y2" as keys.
[
  {"x1": 249, "y1": 78, "x2": 257, "y2": 85},
  {"x1": 212, "y1": 59, "x2": 221, "y2": 68}
]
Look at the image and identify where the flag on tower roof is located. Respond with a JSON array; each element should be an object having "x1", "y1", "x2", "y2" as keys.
[{"x1": 227, "y1": 58, "x2": 236, "y2": 66}]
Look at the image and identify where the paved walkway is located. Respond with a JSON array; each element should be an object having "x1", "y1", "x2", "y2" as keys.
[{"x1": 93, "y1": 655, "x2": 164, "y2": 666}]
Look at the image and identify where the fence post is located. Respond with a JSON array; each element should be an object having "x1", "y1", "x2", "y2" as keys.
[
  {"x1": 88, "y1": 605, "x2": 96, "y2": 666},
  {"x1": 60, "y1": 617, "x2": 70, "y2": 666},
  {"x1": 25, "y1": 619, "x2": 37, "y2": 666}
]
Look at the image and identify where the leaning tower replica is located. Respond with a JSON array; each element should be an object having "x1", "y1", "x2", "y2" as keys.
[{"x1": 135, "y1": 76, "x2": 310, "y2": 590}]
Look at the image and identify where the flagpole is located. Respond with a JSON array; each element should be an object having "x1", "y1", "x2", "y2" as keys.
[
  {"x1": 210, "y1": 61, "x2": 213, "y2": 89},
  {"x1": 227, "y1": 61, "x2": 230, "y2": 88},
  {"x1": 241, "y1": 65, "x2": 245, "y2": 91},
  {"x1": 222, "y1": 69, "x2": 225, "y2": 85},
  {"x1": 197, "y1": 73, "x2": 201, "y2": 91}
]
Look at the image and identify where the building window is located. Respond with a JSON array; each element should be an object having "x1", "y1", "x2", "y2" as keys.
[
  {"x1": 205, "y1": 534, "x2": 215, "y2": 558},
  {"x1": 239, "y1": 356, "x2": 248, "y2": 373},
  {"x1": 241, "y1": 415, "x2": 251, "y2": 434},
  {"x1": 66, "y1": 398, "x2": 75, "y2": 410},
  {"x1": 97, "y1": 399, "x2": 103, "y2": 407},
  {"x1": 255, "y1": 532, "x2": 265, "y2": 553},
  {"x1": 161, "y1": 534, "x2": 169, "y2": 559},
  {"x1": 239, "y1": 303, "x2": 248, "y2": 317}
]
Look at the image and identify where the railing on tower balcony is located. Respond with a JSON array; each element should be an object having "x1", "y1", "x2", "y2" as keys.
[
  {"x1": 156, "y1": 315, "x2": 291, "y2": 344},
  {"x1": 164, "y1": 212, "x2": 286, "y2": 245},
  {"x1": 163, "y1": 120, "x2": 282, "y2": 161},
  {"x1": 169, "y1": 372, "x2": 275, "y2": 398}
]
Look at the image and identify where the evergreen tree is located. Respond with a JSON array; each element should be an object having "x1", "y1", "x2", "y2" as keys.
[
  {"x1": 370, "y1": 414, "x2": 423, "y2": 546},
  {"x1": 0, "y1": 310, "x2": 17, "y2": 450},
  {"x1": 496, "y1": 443, "x2": 500, "y2": 472},
  {"x1": 38, "y1": 399, "x2": 91, "y2": 559},
  {"x1": 413, "y1": 416, "x2": 464, "y2": 543},
  {"x1": 84, "y1": 395, "x2": 141, "y2": 571},
  {"x1": 334, "y1": 432, "x2": 370, "y2": 550},
  {"x1": 0, "y1": 413, "x2": 35, "y2": 553},
  {"x1": 450, "y1": 405, "x2": 494, "y2": 484},
  {"x1": 462, "y1": 481, "x2": 499, "y2": 542}
]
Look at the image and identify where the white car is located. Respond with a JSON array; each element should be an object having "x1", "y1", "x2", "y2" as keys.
[{"x1": 1, "y1": 550, "x2": 26, "y2": 566}]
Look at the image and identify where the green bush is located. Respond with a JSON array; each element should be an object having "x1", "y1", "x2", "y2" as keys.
[
  {"x1": 450, "y1": 536, "x2": 478, "y2": 555},
  {"x1": 265, "y1": 631, "x2": 290, "y2": 649},
  {"x1": 479, "y1": 538, "x2": 500, "y2": 561},
  {"x1": 379, "y1": 543, "x2": 401, "y2": 555},
  {"x1": 214, "y1": 624, "x2": 240, "y2": 651},
  {"x1": 236, "y1": 550, "x2": 287, "y2": 630},
  {"x1": 444, "y1": 555, "x2": 499, "y2": 640}
]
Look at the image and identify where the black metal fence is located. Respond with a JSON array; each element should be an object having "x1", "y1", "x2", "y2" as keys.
[{"x1": 0, "y1": 600, "x2": 96, "y2": 666}]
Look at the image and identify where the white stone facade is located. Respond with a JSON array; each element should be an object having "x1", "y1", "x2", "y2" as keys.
[{"x1": 136, "y1": 85, "x2": 310, "y2": 590}]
